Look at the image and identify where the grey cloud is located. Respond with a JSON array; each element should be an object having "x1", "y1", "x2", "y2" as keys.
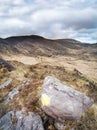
[{"x1": 0, "y1": 0, "x2": 97, "y2": 43}]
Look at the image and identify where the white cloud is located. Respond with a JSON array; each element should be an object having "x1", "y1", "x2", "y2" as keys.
[
  {"x1": 0, "y1": 0, "x2": 97, "y2": 43},
  {"x1": 0, "y1": 0, "x2": 25, "y2": 5}
]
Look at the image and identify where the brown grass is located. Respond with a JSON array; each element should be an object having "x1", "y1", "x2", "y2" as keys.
[{"x1": 0, "y1": 62, "x2": 97, "y2": 130}]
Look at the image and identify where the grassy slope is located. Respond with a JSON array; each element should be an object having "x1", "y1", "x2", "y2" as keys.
[
  {"x1": 0, "y1": 61, "x2": 97, "y2": 130},
  {"x1": 0, "y1": 36, "x2": 97, "y2": 129},
  {"x1": 0, "y1": 35, "x2": 97, "y2": 82}
]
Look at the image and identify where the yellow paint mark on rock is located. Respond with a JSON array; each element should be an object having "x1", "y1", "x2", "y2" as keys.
[{"x1": 41, "y1": 94, "x2": 50, "y2": 106}]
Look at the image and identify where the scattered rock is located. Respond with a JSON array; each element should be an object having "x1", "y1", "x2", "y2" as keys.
[
  {"x1": 70, "y1": 128, "x2": 75, "y2": 130},
  {"x1": 39, "y1": 76, "x2": 94, "y2": 121},
  {"x1": 54, "y1": 120, "x2": 66, "y2": 130},
  {"x1": 0, "y1": 79, "x2": 12, "y2": 89},
  {"x1": 5, "y1": 87, "x2": 19, "y2": 104},
  {"x1": 5, "y1": 79, "x2": 32, "y2": 104},
  {"x1": 0, "y1": 109, "x2": 44, "y2": 130}
]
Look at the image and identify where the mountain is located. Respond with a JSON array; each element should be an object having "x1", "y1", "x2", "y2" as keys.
[
  {"x1": 0, "y1": 35, "x2": 97, "y2": 82},
  {"x1": 0, "y1": 35, "x2": 97, "y2": 130},
  {"x1": 0, "y1": 35, "x2": 97, "y2": 59}
]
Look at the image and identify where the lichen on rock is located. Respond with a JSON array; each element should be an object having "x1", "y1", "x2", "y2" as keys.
[{"x1": 39, "y1": 76, "x2": 94, "y2": 122}]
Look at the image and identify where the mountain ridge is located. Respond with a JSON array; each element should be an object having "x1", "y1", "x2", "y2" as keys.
[
  {"x1": 0, "y1": 34, "x2": 97, "y2": 44},
  {"x1": 0, "y1": 35, "x2": 97, "y2": 60}
]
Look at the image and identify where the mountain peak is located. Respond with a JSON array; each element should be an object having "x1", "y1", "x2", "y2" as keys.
[{"x1": 5, "y1": 35, "x2": 45, "y2": 41}]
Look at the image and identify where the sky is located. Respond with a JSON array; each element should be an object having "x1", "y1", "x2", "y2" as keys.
[{"x1": 0, "y1": 0, "x2": 97, "y2": 43}]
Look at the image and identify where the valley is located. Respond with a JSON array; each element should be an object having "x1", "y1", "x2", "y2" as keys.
[{"x1": 0, "y1": 35, "x2": 97, "y2": 130}]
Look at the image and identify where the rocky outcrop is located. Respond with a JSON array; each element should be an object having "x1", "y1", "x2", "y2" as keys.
[
  {"x1": 0, "y1": 58, "x2": 15, "y2": 71},
  {"x1": 5, "y1": 79, "x2": 32, "y2": 104},
  {"x1": 0, "y1": 76, "x2": 94, "y2": 130},
  {"x1": 0, "y1": 109, "x2": 44, "y2": 130},
  {"x1": 39, "y1": 76, "x2": 94, "y2": 122},
  {"x1": 0, "y1": 79, "x2": 12, "y2": 89}
]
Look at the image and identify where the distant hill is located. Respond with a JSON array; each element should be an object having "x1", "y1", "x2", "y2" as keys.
[{"x1": 0, "y1": 35, "x2": 97, "y2": 60}]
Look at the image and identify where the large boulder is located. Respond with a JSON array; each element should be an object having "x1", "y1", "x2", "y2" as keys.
[
  {"x1": 39, "y1": 76, "x2": 94, "y2": 121},
  {"x1": 0, "y1": 109, "x2": 44, "y2": 130}
]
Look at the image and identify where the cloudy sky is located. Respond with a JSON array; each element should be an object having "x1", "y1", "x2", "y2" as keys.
[{"x1": 0, "y1": 0, "x2": 97, "y2": 43}]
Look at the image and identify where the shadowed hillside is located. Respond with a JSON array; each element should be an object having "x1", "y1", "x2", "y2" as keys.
[{"x1": 0, "y1": 35, "x2": 97, "y2": 60}]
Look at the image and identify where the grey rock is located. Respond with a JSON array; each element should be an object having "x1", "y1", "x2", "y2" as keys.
[
  {"x1": 0, "y1": 79, "x2": 12, "y2": 89},
  {"x1": 70, "y1": 128, "x2": 75, "y2": 130},
  {"x1": 39, "y1": 76, "x2": 94, "y2": 121},
  {"x1": 0, "y1": 110, "x2": 44, "y2": 130},
  {"x1": 5, "y1": 79, "x2": 32, "y2": 104},
  {"x1": 5, "y1": 87, "x2": 19, "y2": 104},
  {"x1": 54, "y1": 121, "x2": 66, "y2": 130}
]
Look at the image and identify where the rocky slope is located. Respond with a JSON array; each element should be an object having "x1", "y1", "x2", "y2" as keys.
[{"x1": 0, "y1": 60, "x2": 97, "y2": 130}]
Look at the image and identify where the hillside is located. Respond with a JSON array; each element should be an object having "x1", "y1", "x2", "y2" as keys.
[
  {"x1": 0, "y1": 35, "x2": 97, "y2": 59},
  {"x1": 0, "y1": 35, "x2": 97, "y2": 130},
  {"x1": 0, "y1": 61, "x2": 97, "y2": 130},
  {"x1": 0, "y1": 35, "x2": 97, "y2": 82}
]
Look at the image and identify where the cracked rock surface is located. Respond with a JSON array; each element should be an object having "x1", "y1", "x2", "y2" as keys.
[{"x1": 0, "y1": 109, "x2": 44, "y2": 130}]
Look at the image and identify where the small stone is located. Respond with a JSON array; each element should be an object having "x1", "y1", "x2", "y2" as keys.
[
  {"x1": 54, "y1": 121, "x2": 66, "y2": 130},
  {"x1": 70, "y1": 128, "x2": 75, "y2": 130}
]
